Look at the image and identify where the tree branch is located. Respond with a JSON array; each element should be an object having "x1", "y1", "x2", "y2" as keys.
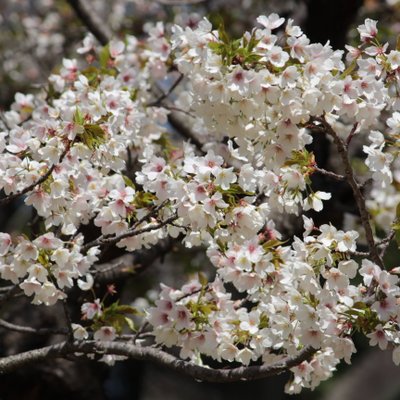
[
  {"x1": 168, "y1": 114, "x2": 205, "y2": 153},
  {"x1": 82, "y1": 201, "x2": 174, "y2": 253},
  {"x1": 313, "y1": 167, "x2": 345, "y2": 181},
  {"x1": 93, "y1": 236, "x2": 178, "y2": 283},
  {"x1": 0, "y1": 340, "x2": 316, "y2": 381},
  {"x1": 0, "y1": 286, "x2": 21, "y2": 309},
  {"x1": 314, "y1": 116, "x2": 383, "y2": 268},
  {"x1": 147, "y1": 73, "x2": 184, "y2": 107},
  {"x1": 157, "y1": 0, "x2": 206, "y2": 4},
  {"x1": 66, "y1": 0, "x2": 112, "y2": 46},
  {"x1": 378, "y1": 229, "x2": 395, "y2": 258},
  {"x1": 82, "y1": 215, "x2": 178, "y2": 253},
  {"x1": 0, "y1": 319, "x2": 68, "y2": 336}
]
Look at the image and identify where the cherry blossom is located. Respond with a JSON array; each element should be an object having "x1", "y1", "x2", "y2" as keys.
[{"x1": 3, "y1": 10, "x2": 400, "y2": 395}]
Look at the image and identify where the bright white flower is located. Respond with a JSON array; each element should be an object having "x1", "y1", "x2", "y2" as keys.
[
  {"x1": 304, "y1": 191, "x2": 331, "y2": 212},
  {"x1": 357, "y1": 19, "x2": 378, "y2": 41},
  {"x1": 236, "y1": 347, "x2": 255, "y2": 366},
  {"x1": 338, "y1": 260, "x2": 358, "y2": 279},
  {"x1": 387, "y1": 50, "x2": 400, "y2": 70},
  {"x1": 367, "y1": 325, "x2": 388, "y2": 350},
  {"x1": 20, "y1": 277, "x2": 41, "y2": 297},
  {"x1": 336, "y1": 230, "x2": 359, "y2": 252},
  {"x1": 393, "y1": 346, "x2": 400, "y2": 366},
  {"x1": 257, "y1": 14, "x2": 285, "y2": 30},
  {"x1": 81, "y1": 299, "x2": 102, "y2": 320},
  {"x1": 214, "y1": 168, "x2": 237, "y2": 190},
  {"x1": 0, "y1": 233, "x2": 11, "y2": 256},
  {"x1": 77, "y1": 274, "x2": 94, "y2": 291},
  {"x1": 371, "y1": 296, "x2": 397, "y2": 320},
  {"x1": 109, "y1": 40, "x2": 125, "y2": 58},
  {"x1": 33, "y1": 233, "x2": 62, "y2": 250},
  {"x1": 72, "y1": 323, "x2": 89, "y2": 340},
  {"x1": 94, "y1": 326, "x2": 116, "y2": 341}
]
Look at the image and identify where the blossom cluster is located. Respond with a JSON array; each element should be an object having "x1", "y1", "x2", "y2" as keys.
[
  {"x1": 0, "y1": 25, "x2": 177, "y2": 304},
  {"x1": 0, "y1": 231, "x2": 98, "y2": 305},
  {"x1": 2, "y1": 10, "x2": 400, "y2": 394},
  {"x1": 145, "y1": 16, "x2": 400, "y2": 393}
]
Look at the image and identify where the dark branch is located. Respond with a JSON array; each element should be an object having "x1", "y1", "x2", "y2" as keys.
[
  {"x1": 0, "y1": 286, "x2": 21, "y2": 309},
  {"x1": 82, "y1": 202, "x2": 173, "y2": 252},
  {"x1": 0, "y1": 340, "x2": 316, "y2": 382},
  {"x1": 82, "y1": 215, "x2": 178, "y2": 253},
  {"x1": 147, "y1": 74, "x2": 184, "y2": 107},
  {"x1": 168, "y1": 114, "x2": 205, "y2": 153},
  {"x1": 314, "y1": 116, "x2": 383, "y2": 268},
  {"x1": 94, "y1": 236, "x2": 178, "y2": 283},
  {"x1": 66, "y1": 0, "x2": 111, "y2": 46},
  {"x1": 313, "y1": 167, "x2": 345, "y2": 181},
  {"x1": 378, "y1": 229, "x2": 396, "y2": 258},
  {"x1": 0, "y1": 319, "x2": 68, "y2": 336}
]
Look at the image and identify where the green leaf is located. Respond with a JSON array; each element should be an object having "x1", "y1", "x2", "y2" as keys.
[
  {"x1": 393, "y1": 203, "x2": 400, "y2": 247},
  {"x1": 134, "y1": 191, "x2": 156, "y2": 208},
  {"x1": 116, "y1": 305, "x2": 140, "y2": 315},
  {"x1": 99, "y1": 44, "x2": 110, "y2": 68},
  {"x1": 81, "y1": 124, "x2": 107, "y2": 150},
  {"x1": 396, "y1": 202, "x2": 400, "y2": 220},
  {"x1": 73, "y1": 108, "x2": 84, "y2": 126},
  {"x1": 217, "y1": 20, "x2": 230, "y2": 44},
  {"x1": 219, "y1": 183, "x2": 254, "y2": 196},
  {"x1": 259, "y1": 313, "x2": 269, "y2": 329},
  {"x1": 208, "y1": 42, "x2": 224, "y2": 53},
  {"x1": 123, "y1": 175, "x2": 136, "y2": 190},
  {"x1": 81, "y1": 66, "x2": 101, "y2": 86},
  {"x1": 247, "y1": 30, "x2": 260, "y2": 52},
  {"x1": 124, "y1": 317, "x2": 135, "y2": 332},
  {"x1": 396, "y1": 35, "x2": 400, "y2": 51},
  {"x1": 340, "y1": 59, "x2": 357, "y2": 79},
  {"x1": 198, "y1": 272, "x2": 208, "y2": 287}
]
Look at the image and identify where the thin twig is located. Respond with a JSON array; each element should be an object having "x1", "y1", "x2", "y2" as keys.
[
  {"x1": 347, "y1": 250, "x2": 370, "y2": 257},
  {"x1": 163, "y1": 105, "x2": 195, "y2": 118},
  {"x1": 377, "y1": 230, "x2": 395, "y2": 247},
  {"x1": 94, "y1": 255, "x2": 135, "y2": 278},
  {"x1": 82, "y1": 215, "x2": 178, "y2": 253},
  {"x1": 82, "y1": 201, "x2": 171, "y2": 253},
  {"x1": 346, "y1": 123, "x2": 359, "y2": 146},
  {"x1": 378, "y1": 229, "x2": 396, "y2": 258},
  {"x1": 147, "y1": 74, "x2": 184, "y2": 107},
  {"x1": 133, "y1": 322, "x2": 149, "y2": 344},
  {"x1": 313, "y1": 167, "x2": 345, "y2": 181},
  {"x1": 0, "y1": 319, "x2": 68, "y2": 336}
]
